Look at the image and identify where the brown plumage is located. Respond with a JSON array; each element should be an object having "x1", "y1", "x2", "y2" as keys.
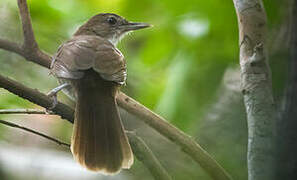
[
  {"x1": 51, "y1": 13, "x2": 150, "y2": 174},
  {"x1": 71, "y1": 70, "x2": 133, "y2": 173}
]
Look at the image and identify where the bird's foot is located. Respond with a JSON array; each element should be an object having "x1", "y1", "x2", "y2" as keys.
[
  {"x1": 47, "y1": 91, "x2": 58, "y2": 111},
  {"x1": 46, "y1": 83, "x2": 70, "y2": 111}
]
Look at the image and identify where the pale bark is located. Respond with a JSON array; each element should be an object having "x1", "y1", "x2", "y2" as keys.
[
  {"x1": 0, "y1": 109, "x2": 53, "y2": 114},
  {"x1": 232, "y1": 0, "x2": 277, "y2": 179}
]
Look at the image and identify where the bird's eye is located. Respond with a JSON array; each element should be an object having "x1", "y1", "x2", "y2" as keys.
[{"x1": 107, "y1": 17, "x2": 117, "y2": 25}]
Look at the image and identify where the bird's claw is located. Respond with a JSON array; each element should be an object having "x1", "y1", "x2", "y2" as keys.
[
  {"x1": 47, "y1": 91, "x2": 58, "y2": 110},
  {"x1": 45, "y1": 83, "x2": 70, "y2": 111}
]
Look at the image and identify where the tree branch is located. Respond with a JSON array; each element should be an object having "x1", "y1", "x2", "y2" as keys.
[
  {"x1": 127, "y1": 132, "x2": 172, "y2": 180},
  {"x1": 0, "y1": 74, "x2": 74, "y2": 122},
  {"x1": 17, "y1": 0, "x2": 38, "y2": 50},
  {"x1": 117, "y1": 93, "x2": 232, "y2": 180},
  {"x1": 0, "y1": 119, "x2": 70, "y2": 148},
  {"x1": 0, "y1": 39, "x2": 24, "y2": 56},
  {"x1": 0, "y1": 0, "x2": 232, "y2": 179},
  {"x1": 0, "y1": 108, "x2": 53, "y2": 115},
  {"x1": 232, "y1": 1, "x2": 276, "y2": 180},
  {"x1": 3, "y1": 0, "x2": 52, "y2": 68},
  {"x1": 0, "y1": 37, "x2": 51, "y2": 67}
]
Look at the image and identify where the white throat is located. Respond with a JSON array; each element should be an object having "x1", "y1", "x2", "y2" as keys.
[{"x1": 108, "y1": 32, "x2": 128, "y2": 46}]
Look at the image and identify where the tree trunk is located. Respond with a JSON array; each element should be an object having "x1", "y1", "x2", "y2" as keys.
[{"x1": 232, "y1": 0, "x2": 277, "y2": 179}]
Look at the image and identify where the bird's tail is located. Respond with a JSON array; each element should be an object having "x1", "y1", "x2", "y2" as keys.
[{"x1": 71, "y1": 79, "x2": 133, "y2": 174}]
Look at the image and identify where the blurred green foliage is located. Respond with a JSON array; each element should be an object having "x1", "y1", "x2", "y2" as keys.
[{"x1": 0, "y1": 0, "x2": 287, "y2": 179}]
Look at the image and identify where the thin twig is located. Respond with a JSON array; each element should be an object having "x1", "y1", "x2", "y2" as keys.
[
  {"x1": 127, "y1": 131, "x2": 172, "y2": 180},
  {"x1": 0, "y1": 108, "x2": 53, "y2": 115},
  {"x1": 0, "y1": 0, "x2": 232, "y2": 179},
  {"x1": 0, "y1": 75, "x2": 74, "y2": 122},
  {"x1": 0, "y1": 119, "x2": 70, "y2": 148},
  {"x1": 17, "y1": 0, "x2": 38, "y2": 50},
  {"x1": 17, "y1": 0, "x2": 52, "y2": 68},
  {"x1": 16, "y1": 0, "x2": 54, "y2": 68}
]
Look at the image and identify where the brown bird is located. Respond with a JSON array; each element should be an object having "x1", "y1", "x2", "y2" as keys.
[{"x1": 48, "y1": 13, "x2": 150, "y2": 174}]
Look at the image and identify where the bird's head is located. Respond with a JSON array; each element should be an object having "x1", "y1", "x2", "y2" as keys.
[{"x1": 74, "y1": 13, "x2": 151, "y2": 45}]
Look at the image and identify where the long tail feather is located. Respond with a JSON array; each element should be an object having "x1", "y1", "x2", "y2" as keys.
[{"x1": 70, "y1": 70, "x2": 133, "y2": 174}]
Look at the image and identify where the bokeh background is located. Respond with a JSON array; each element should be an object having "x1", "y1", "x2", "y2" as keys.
[{"x1": 0, "y1": 0, "x2": 290, "y2": 179}]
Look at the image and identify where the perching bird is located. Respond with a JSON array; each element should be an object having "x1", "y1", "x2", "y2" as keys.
[{"x1": 48, "y1": 13, "x2": 150, "y2": 174}]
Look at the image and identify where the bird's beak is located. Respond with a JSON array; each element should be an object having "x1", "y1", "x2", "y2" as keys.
[{"x1": 121, "y1": 22, "x2": 152, "y2": 31}]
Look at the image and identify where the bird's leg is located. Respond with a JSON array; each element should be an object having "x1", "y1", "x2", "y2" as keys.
[{"x1": 47, "y1": 83, "x2": 71, "y2": 110}]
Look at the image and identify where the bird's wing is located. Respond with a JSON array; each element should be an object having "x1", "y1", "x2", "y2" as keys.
[
  {"x1": 93, "y1": 41, "x2": 127, "y2": 85},
  {"x1": 52, "y1": 35, "x2": 127, "y2": 84}
]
